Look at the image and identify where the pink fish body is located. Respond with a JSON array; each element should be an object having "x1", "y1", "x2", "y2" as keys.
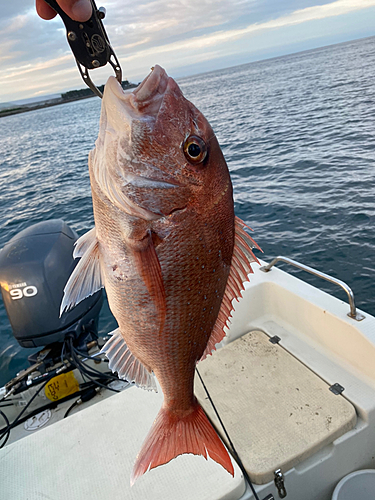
[{"x1": 61, "y1": 65, "x2": 261, "y2": 483}]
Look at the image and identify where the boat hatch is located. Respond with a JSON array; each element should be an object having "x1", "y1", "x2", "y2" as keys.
[{"x1": 195, "y1": 330, "x2": 357, "y2": 485}]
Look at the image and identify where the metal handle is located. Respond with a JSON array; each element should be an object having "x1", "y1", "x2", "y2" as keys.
[{"x1": 260, "y1": 256, "x2": 365, "y2": 321}]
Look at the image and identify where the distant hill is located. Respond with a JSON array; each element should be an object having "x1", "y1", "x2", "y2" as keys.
[
  {"x1": 0, "y1": 81, "x2": 137, "y2": 117},
  {"x1": 0, "y1": 94, "x2": 62, "y2": 110}
]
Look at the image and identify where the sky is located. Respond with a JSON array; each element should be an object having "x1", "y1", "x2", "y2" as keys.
[{"x1": 1, "y1": 0, "x2": 375, "y2": 103}]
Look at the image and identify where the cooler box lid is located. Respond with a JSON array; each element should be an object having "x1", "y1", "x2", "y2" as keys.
[{"x1": 195, "y1": 330, "x2": 357, "y2": 484}]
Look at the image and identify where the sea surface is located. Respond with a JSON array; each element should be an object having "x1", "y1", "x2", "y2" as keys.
[{"x1": 0, "y1": 37, "x2": 374, "y2": 386}]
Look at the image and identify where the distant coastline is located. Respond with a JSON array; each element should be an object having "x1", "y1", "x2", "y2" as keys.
[{"x1": 0, "y1": 81, "x2": 137, "y2": 118}]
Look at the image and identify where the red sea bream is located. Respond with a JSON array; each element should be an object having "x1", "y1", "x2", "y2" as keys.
[{"x1": 61, "y1": 65, "x2": 261, "y2": 484}]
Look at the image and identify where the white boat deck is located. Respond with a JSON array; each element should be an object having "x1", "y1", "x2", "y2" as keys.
[{"x1": 0, "y1": 381, "x2": 245, "y2": 500}]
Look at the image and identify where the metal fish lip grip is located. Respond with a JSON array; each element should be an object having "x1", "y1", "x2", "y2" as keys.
[{"x1": 44, "y1": 0, "x2": 122, "y2": 97}]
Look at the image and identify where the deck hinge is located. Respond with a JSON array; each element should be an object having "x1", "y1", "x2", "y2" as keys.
[
  {"x1": 274, "y1": 469, "x2": 287, "y2": 498},
  {"x1": 269, "y1": 336, "x2": 281, "y2": 344},
  {"x1": 329, "y1": 383, "x2": 345, "y2": 395}
]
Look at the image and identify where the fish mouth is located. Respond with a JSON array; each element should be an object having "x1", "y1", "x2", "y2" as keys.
[
  {"x1": 131, "y1": 65, "x2": 170, "y2": 116},
  {"x1": 95, "y1": 67, "x2": 184, "y2": 222},
  {"x1": 102, "y1": 65, "x2": 171, "y2": 122}
]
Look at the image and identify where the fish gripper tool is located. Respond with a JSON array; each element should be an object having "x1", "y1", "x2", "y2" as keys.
[{"x1": 44, "y1": 0, "x2": 122, "y2": 98}]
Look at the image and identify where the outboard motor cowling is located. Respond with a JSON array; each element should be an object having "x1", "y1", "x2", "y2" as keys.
[{"x1": 0, "y1": 220, "x2": 103, "y2": 347}]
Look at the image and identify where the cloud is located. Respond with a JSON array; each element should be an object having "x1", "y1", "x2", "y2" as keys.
[
  {"x1": 0, "y1": 55, "x2": 72, "y2": 82},
  {"x1": 3, "y1": 14, "x2": 29, "y2": 34},
  {"x1": 104, "y1": 0, "x2": 335, "y2": 49},
  {"x1": 119, "y1": 0, "x2": 375, "y2": 54},
  {"x1": 109, "y1": 0, "x2": 375, "y2": 74},
  {"x1": 0, "y1": 0, "x2": 374, "y2": 101}
]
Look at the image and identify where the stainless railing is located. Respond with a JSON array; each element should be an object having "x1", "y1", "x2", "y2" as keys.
[{"x1": 260, "y1": 256, "x2": 365, "y2": 321}]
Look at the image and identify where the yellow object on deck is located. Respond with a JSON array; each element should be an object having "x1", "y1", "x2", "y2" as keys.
[{"x1": 45, "y1": 371, "x2": 79, "y2": 401}]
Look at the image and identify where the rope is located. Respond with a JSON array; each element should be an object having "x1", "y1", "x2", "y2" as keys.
[{"x1": 196, "y1": 367, "x2": 261, "y2": 500}]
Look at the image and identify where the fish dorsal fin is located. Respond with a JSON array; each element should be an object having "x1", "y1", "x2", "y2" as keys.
[
  {"x1": 200, "y1": 216, "x2": 262, "y2": 360},
  {"x1": 101, "y1": 329, "x2": 157, "y2": 392},
  {"x1": 60, "y1": 227, "x2": 103, "y2": 316}
]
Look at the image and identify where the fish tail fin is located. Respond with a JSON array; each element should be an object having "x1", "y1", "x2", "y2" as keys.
[{"x1": 130, "y1": 399, "x2": 234, "y2": 485}]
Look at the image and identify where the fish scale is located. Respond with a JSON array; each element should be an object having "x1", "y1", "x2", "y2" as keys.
[{"x1": 60, "y1": 65, "x2": 261, "y2": 484}]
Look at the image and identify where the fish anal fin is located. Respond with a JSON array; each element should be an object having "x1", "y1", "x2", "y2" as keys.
[
  {"x1": 201, "y1": 216, "x2": 262, "y2": 360},
  {"x1": 132, "y1": 230, "x2": 166, "y2": 331},
  {"x1": 101, "y1": 329, "x2": 157, "y2": 392},
  {"x1": 130, "y1": 399, "x2": 234, "y2": 485},
  {"x1": 60, "y1": 227, "x2": 103, "y2": 316}
]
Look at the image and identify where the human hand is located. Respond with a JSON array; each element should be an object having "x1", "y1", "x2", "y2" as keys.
[{"x1": 36, "y1": 0, "x2": 92, "y2": 22}]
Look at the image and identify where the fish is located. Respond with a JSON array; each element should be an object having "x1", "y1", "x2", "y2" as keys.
[{"x1": 60, "y1": 64, "x2": 261, "y2": 484}]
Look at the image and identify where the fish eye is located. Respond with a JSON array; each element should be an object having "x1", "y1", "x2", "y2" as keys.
[{"x1": 183, "y1": 136, "x2": 207, "y2": 164}]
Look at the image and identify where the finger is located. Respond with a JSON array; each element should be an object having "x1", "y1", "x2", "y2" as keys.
[
  {"x1": 36, "y1": 0, "x2": 92, "y2": 22},
  {"x1": 36, "y1": 0, "x2": 58, "y2": 19},
  {"x1": 60, "y1": 0, "x2": 92, "y2": 21}
]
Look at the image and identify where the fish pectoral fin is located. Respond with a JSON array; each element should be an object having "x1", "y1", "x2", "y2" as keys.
[
  {"x1": 200, "y1": 216, "x2": 262, "y2": 360},
  {"x1": 131, "y1": 230, "x2": 166, "y2": 331},
  {"x1": 101, "y1": 328, "x2": 157, "y2": 392},
  {"x1": 60, "y1": 227, "x2": 103, "y2": 316},
  {"x1": 73, "y1": 226, "x2": 97, "y2": 258}
]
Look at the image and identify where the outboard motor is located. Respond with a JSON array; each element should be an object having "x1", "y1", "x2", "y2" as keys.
[{"x1": 0, "y1": 220, "x2": 103, "y2": 348}]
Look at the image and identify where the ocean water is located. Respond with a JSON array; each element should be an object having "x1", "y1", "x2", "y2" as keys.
[{"x1": 0, "y1": 37, "x2": 374, "y2": 386}]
